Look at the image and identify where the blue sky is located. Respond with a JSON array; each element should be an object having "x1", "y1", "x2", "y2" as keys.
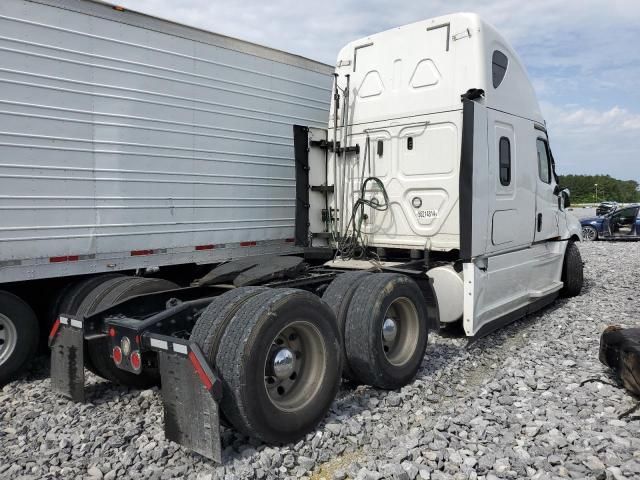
[{"x1": 118, "y1": 0, "x2": 640, "y2": 182}]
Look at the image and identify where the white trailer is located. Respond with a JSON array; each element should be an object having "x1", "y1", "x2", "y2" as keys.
[
  {"x1": 47, "y1": 12, "x2": 585, "y2": 462},
  {"x1": 0, "y1": 0, "x2": 332, "y2": 383}
]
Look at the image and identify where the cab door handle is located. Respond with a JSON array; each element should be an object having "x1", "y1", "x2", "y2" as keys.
[{"x1": 537, "y1": 213, "x2": 542, "y2": 232}]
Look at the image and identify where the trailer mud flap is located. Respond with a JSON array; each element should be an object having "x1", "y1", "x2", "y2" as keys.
[
  {"x1": 49, "y1": 315, "x2": 85, "y2": 403},
  {"x1": 146, "y1": 334, "x2": 223, "y2": 462}
]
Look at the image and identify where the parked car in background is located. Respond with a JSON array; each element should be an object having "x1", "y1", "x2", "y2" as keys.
[
  {"x1": 596, "y1": 201, "x2": 619, "y2": 216},
  {"x1": 581, "y1": 205, "x2": 640, "y2": 241}
]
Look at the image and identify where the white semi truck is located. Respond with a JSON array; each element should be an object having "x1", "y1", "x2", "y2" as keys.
[{"x1": 10, "y1": 1, "x2": 584, "y2": 462}]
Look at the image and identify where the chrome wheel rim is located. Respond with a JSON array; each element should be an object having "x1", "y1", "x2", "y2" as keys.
[
  {"x1": 0, "y1": 313, "x2": 18, "y2": 366},
  {"x1": 381, "y1": 297, "x2": 420, "y2": 366},
  {"x1": 264, "y1": 321, "x2": 326, "y2": 412},
  {"x1": 582, "y1": 226, "x2": 597, "y2": 241}
]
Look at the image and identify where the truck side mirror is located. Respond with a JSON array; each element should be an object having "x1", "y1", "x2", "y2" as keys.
[{"x1": 561, "y1": 188, "x2": 571, "y2": 208}]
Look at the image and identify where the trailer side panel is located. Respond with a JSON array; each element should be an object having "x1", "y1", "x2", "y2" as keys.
[{"x1": 0, "y1": 0, "x2": 332, "y2": 281}]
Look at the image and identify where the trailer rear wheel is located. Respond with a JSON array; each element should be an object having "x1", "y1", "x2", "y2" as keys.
[
  {"x1": 345, "y1": 273, "x2": 429, "y2": 390},
  {"x1": 76, "y1": 277, "x2": 179, "y2": 387},
  {"x1": 214, "y1": 289, "x2": 341, "y2": 443},
  {"x1": 322, "y1": 270, "x2": 372, "y2": 381},
  {"x1": 561, "y1": 241, "x2": 583, "y2": 297},
  {"x1": 0, "y1": 291, "x2": 39, "y2": 384}
]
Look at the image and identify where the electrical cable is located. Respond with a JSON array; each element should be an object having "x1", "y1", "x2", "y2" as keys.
[{"x1": 335, "y1": 135, "x2": 390, "y2": 261}]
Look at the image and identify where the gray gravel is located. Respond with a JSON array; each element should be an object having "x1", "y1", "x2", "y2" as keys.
[{"x1": 2, "y1": 242, "x2": 639, "y2": 480}]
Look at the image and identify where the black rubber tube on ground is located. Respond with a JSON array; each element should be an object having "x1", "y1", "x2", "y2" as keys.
[
  {"x1": 322, "y1": 270, "x2": 372, "y2": 381},
  {"x1": 344, "y1": 273, "x2": 429, "y2": 390},
  {"x1": 0, "y1": 291, "x2": 39, "y2": 385},
  {"x1": 561, "y1": 241, "x2": 584, "y2": 297},
  {"x1": 214, "y1": 289, "x2": 341, "y2": 444}
]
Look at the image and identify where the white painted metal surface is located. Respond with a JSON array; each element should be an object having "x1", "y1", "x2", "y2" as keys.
[
  {"x1": 0, "y1": 0, "x2": 333, "y2": 282},
  {"x1": 325, "y1": 13, "x2": 546, "y2": 251},
  {"x1": 426, "y1": 265, "x2": 463, "y2": 324}
]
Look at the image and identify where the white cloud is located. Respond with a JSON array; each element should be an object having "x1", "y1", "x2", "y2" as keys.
[
  {"x1": 114, "y1": 0, "x2": 640, "y2": 180},
  {"x1": 548, "y1": 105, "x2": 640, "y2": 132}
]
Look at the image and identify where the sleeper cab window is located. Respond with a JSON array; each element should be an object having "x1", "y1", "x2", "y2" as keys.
[
  {"x1": 499, "y1": 137, "x2": 511, "y2": 186},
  {"x1": 492, "y1": 50, "x2": 508, "y2": 88},
  {"x1": 536, "y1": 138, "x2": 551, "y2": 184}
]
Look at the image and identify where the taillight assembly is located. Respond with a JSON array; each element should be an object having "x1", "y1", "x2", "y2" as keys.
[
  {"x1": 130, "y1": 351, "x2": 142, "y2": 371},
  {"x1": 113, "y1": 346, "x2": 123, "y2": 365}
]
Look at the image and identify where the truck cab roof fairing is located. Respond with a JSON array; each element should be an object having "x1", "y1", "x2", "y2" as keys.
[{"x1": 333, "y1": 13, "x2": 544, "y2": 126}]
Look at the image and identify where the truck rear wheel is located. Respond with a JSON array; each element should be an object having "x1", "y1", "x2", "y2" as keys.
[
  {"x1": 190, "y1": 286, "x2": 268, "y2": 366},
  {"x1": 51, "y1": 274, "x2": 125, "y2": 324},
  {"x1": 345, "y1": 273, "x2": 429, "y2": 390},
  {"x1": 214, "y1": 289, "x2": 341, "y2": 443},
  {"x1": 0, "y1": 291, "x2": 39, "y2": 384},
  {"x1": 77, "y1": 277, "x2": 179, "y2": 387},
  {"x1": 561, "y1": 241, "x2": 583, "y2": 297},
  {"x1": 322, "y1": 270, "x2": 372, "y2": 381}
]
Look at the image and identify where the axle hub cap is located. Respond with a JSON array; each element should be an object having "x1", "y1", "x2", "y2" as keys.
[
  {"x1": 273, "y1": 348, "x2": 295, "y2": 379},
  {"x1": 382, "y1": 318, "x2": 398, "y2": 343}
]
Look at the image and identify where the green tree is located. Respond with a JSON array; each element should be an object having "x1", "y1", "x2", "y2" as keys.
[{"x1": 558, "y1": 174, "x2": 640, "y2": 204}]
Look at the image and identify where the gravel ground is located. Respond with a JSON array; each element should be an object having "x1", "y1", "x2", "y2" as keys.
[{"x1": 1, "y1": 242, "x2": 639, "y2": 480}]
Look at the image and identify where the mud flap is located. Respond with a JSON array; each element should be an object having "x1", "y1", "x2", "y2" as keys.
[
  {"x1": 146, "y1": 334, "x2": 223, "y2": 462},
  {"x1": 49, "y1": 315, "x2": 85, "y2": 403}
]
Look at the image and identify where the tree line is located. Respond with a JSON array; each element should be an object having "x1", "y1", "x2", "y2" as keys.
[{"x1": 558, "y1": 174, "x2": 640, "y2": 204}]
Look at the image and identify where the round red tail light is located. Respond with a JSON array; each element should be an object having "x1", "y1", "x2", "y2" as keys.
[
  {"x1": 113, "y1": 346, "x2": 123, "y2": 365},
  {"x1": 130, "y1": 351, "x2": 141, "y2": 371}
]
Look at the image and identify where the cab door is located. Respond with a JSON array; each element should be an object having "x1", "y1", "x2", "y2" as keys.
[{"x1": 534, "y1": 136, "x2": 560, "y2": 241}]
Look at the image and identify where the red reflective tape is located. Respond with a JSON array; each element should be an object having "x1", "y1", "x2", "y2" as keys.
[
  {"x1": 195, "y1": 244, "x2": 215, "y2": 251},
  {"x1": 49, "y1": 318, "x2": 61, "y2": 340},
  {"x1": 188, "y1": 351, "x2": 213, "y2": 390},
  {"x1": 240, "y1": 241, "x2": 257, "y2": 247},
  {"x1": 50, "y1": 255, "x2": 80, "y2": 263},
  {"x1": 131, "y1": 249, "x2": 154, "y2": 256},
  {"x1": 285, "y1": 238, "x2": 295, "y2": 243}
]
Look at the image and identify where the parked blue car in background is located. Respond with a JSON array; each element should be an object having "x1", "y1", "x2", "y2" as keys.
[{"x1": 580, "y1": 205, "x2": 640, "y2": 241}]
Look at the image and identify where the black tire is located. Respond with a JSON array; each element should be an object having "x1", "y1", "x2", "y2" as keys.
[
  {"x1": 84, "y1": 278, "x2": 179, "y2": 387},
  {"x1": 0, "y1": 291, "x2": 39, "y2": 384},
  {"x1": 322, "y1": 270, "x2": 372, "y2": 381},
  {"x1": 215, "y1": 289, "x2": 341, "y2": 443},
  {"x1": 190, "y1": 286, "x2": 269, "y2": 362},
  {"x1": 52, "y1": 274, "x2": 125, "y2": 324},
  {"x1": 345, "y1": 273, "x2": 429, "y2": 390},
  {"x1": 581, "y1": 225, "x2": 598, "y2": 241},
  {"x1": 561, "y1": 241, "x2": 583, "y2": 297}
]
